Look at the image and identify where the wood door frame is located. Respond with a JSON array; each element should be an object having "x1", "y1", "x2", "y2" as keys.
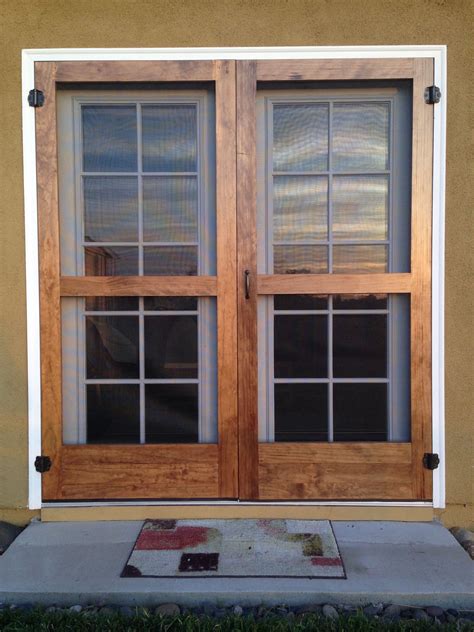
[
  {"x1": 236, "y1": 58, "x2": 434, "y2": 500},
  {"x1": 35, "y1": 59, "x2": 238, "y2": 500}
]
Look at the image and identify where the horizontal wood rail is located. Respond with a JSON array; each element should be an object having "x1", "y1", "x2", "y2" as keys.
[
  {"x1": 50, "y1": 444, "x2": 220, "y2": 500},
  {"x1": 256, "y1": 273, "x2": 413, "y2": 295},
  {"x1": 256, "y1": 58, "x2": 415, "y2": 81},
  {"x1": 54, "y1": 60, "x2": 215, "y2": 83},
  {"x1": 60, "y1": 276, "x2": 218, "y2": 297}
]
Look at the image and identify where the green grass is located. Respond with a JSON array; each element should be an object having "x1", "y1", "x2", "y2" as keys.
[{"x1": 0, "y1": 609, "x2": 472, "y2": 631}]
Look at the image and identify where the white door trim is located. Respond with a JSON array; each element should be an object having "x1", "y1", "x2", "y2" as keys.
[{"x1": 22, "y1": 45, "x2": 447, "y2": 509}]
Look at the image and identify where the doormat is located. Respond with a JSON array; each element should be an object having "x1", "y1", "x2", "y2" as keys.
[{"x1": 122, "y1": 519, "x2": 345, "y2": 578}]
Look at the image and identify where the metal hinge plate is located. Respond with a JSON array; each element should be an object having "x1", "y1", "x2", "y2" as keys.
[
  {"x1": 424, "y1": 85, "x2": 441, "y2": 104},
  {"x1": 34, "y1": 456, "x2": 52, "y2": 473},
  {"x1": 28, "y1": 88, "x2": 45, "y2": 108},
  {"x1": 423, "y1": 452, "x2": 440, "y2": 470}
]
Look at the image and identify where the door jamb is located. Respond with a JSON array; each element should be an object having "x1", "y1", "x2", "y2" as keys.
[{"x1": 22, "y1": 45, "x2": 447, "y2": 509}]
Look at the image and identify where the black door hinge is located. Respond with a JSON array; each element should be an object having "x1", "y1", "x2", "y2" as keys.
[
  {"x1": 424, "y1": 85, "x2": 441, "y2": 104},
  {"x1": 34, "y1": 456, "x2": 52, "y2": 473},
  {"x1": 28, "y1": 88, "x2": 45, "y2": 108},
  {"x1": 423, "y1": 453, "x2": 440, "y2": 470}
]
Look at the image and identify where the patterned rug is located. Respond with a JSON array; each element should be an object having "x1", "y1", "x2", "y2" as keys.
[{"x1": 122, "y1": 519, "x2": 345, "y2": 578}]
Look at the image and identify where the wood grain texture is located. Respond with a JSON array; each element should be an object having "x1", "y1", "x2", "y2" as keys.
[
  {"x1": 410, "y1": 58, "x2": 434, "y2": 499},
  {"x1": 257, "y1": 273, "x2": 413, "y2": 295},
  {"x1": 49, "y1": 445, "x2": 219, "y2": 500},
  {"x1": 256, "y1": 58, "x2": 415, "y2": 81},
  {"x1": 236, "y1": 61, "x2": 259, "y2": 499},
  {"x1": 60, "y1": 276, "x2": 217, "y2": 296},
  {"x1": 55, "y1": 60, "x2": 214, "y2": 82},
  {"x1": 258, "y1": 443, "x2": 413, "y2": 500},
  {"x1": 35, "y1": 62, "x2": 63, "y2": 500},
  {"x1": 214, "y1": 60, "x2": 239, "y2": 498}
]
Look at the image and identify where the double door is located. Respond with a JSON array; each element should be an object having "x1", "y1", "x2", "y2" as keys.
[{"x1": 35, "y1": 58, "x2": 434, "y2": 501}]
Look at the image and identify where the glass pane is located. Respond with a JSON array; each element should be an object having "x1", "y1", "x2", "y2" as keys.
[
  {"x1": 83, "y1": 176, "x2": 138, "y2": 242},
  {"x1": 275, "y1": 384, "x2": 328, "y2": 441},
  {"x1": 143, "y1": 246, "x2": 198, "y2": 275},
  {"x1": 332, "y1": 175, "x2": 388, "y2": 241},
  {"x1": 84, "y1": 246, "x2": 138, "y2": 275},
  {"x1": 145, "y1": 384, "x2": 198, "y2": 443},
  {"x1": 86, "y1": 316, "x2": 139, "y2": 379},
  {"x1": 274, "y1": 295, "x2": 328, "y2": 311},
  {"x1": 143, "y1": 176, "x2": 198, "y2": 242},
  {"x1": 142, "y1": 104, "x2": 197, "y2": 173},
  {"x1": 87, "y1": 384, "x2": 140, "y2": 443},
  {"x1": 273, "y1": 104, "x2": 328, "y2": 172},
  {"x1": 144, "y1": 297, "x2": 198, "y2": 311},
  {"x1": 145, "y1": 315, "x2": 198, "y2": 378},
  {"x1": 274, "y1": 315, "x2": 327, "y2": 378},
  {"x1": 333, "y1": 314, "x2": 387, "y2": 377},
  {"x1": 85, "y1": 297, "x2": 138, "y2": 311},
  {"x1": 332, "y1": 102, "x2": 390, "y2": 172},
  {"x1": 274, "y1": 245, "x2": 328, "y2": 274},
  {"x1": 332, "y1": 245, "x2": 387, "y2": 273},
  {"x1": 273, "y1": 176, "x2": 328, "y2": 242},
  {"x1": 82, "y1": 105, "x2": 137, "y2": 172},
  {"x1": 333, "y1": 294, "x2": 387, "y2": 310},
  {"x1": 333, "y1": 383, "x2": 387, "y2": 441}
]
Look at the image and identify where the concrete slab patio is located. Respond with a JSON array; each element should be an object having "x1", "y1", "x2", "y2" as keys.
[{"x1": 0, "y1": 520, "x2": 472, "y2": 609}]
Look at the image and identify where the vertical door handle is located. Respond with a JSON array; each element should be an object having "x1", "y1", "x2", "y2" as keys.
[{"x1": 244, "y1": 269, "x2": 250, "y2": 299}]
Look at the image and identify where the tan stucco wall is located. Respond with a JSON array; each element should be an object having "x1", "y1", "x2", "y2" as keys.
[{"x1": 0, "y1": 0, "x2": 472, "y2": 527}]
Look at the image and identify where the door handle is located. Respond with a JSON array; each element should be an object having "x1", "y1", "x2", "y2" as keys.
[{"x1": 244, "y1": 269, "x2": 250, "y2": 299}]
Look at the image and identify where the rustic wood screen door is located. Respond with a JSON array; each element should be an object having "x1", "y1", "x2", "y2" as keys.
[
  {"x1": 237, "y1": 58, "x2": 434, "y2": 501},
  {"x1": 35, "y1": 58, "x2": 434, "y2": 501}
]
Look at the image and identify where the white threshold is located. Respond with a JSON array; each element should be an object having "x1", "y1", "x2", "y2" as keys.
[
  {"x1": 42, "y1": 500, "x2": 433, "y2": 508},
  {"x1": 23, "y1": 45, "x2": 446, "y2": 511}
]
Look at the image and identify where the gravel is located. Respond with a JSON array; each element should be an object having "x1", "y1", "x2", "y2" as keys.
[{"x1": 1, "y1": 600, "x2": 473, "y2": 624}]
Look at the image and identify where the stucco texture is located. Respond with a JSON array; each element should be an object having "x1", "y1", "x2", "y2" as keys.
[{"x1": 0, "y1": 0, "x2": 472, "y2": 526}]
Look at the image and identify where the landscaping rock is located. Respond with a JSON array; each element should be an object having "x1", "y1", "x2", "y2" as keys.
[
  {"x1": 233, "y1": 605, "x2": 243, "y2": 616},
  {"x1": 426, "y1": 606, "x2": 445, "y2": 618},
  {"x1": 322, "y1": 604, "x2": 339, "y2": 620},
  {"x1": 414, "y1": 609, "x2": 430, "y2": 621},
  {"x1": 119, "y1": 606, "x2": 134, "y2": 617},
  {"x1": 364, "y1": 604, "x2": 384, "y2": 616},
  {"x1": 99, "y1": 606, "x2": 115, "y2": 616},
  {"x1": 155, "y1": 603, "x2": 180, "y2": 616},
  {"x1": 69, "y1": 605, "x2": 82, "y2": 613},
  {"x1": 383, "y1": 604, "x2": 401, "y2": 620}
]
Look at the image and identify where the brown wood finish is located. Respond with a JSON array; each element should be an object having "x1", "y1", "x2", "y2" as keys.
[
  {"x1": 257, "y1": 273, "x2": 413, "y2": 295},
  {"x1": 214, "y1": 60, "x2": 239, "y2": 498},
  {"x1": 35, "y1": 62, "x2": 63, "y2": 500},
  {"x1": 60, "y1": 276, "x2": 217, "y2": 296},
  {"x1": 37, "y1": 59, "x2": 237, "y2": 501},
  {"x1": 258, "y1": 444, "x2": 413, "y2": 500},
  {"x1": 236, "y1": 61, "x2": 259, "y2": 500},
  {"x1": 54, "y1": 60, "x2": 214, "y2": 83},
  {"x1": 410, "y1": 58, "x2": 434, "y2": 499},
  {"x1": 249, "y1": 57, "x2": 434, "y2": 502},
  {"x1": 54, "y1": 445, "x2": 219, "y2": 500},
  {"x1": 256, "y1": 58, "x2": 415, "y2": 81}
]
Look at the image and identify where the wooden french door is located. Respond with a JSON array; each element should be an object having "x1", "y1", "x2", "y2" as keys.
[
  {"x1": 236, "y1": 59, "x2": 434, "y2": 500},
  {"x1": 36, "y1": 60, "x2": 238, "y2": 500},
  {"x1": 36, "y1": 57, "x2": 434, "y2": 502}
]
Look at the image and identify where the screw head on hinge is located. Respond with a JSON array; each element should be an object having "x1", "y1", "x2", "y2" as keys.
[{"x1": 28, "y1": 89, "x2": 45, "y2": 108}]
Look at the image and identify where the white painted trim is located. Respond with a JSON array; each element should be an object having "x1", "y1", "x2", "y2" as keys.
[{"x1": 22, "y1": 46, "x2": 446, "y2": 510}]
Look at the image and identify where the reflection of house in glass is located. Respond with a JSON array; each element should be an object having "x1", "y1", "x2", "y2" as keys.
[{"x1": 84, "y1": 245, "x2": 138, "y2": 276}]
